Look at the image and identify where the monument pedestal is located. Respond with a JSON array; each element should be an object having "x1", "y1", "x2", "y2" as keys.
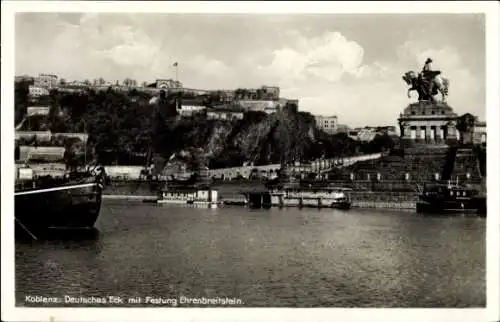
[{"x1": 398, "y1": 101, "x2": 458, "y2": 146}]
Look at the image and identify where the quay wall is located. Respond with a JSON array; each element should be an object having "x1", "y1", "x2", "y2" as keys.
[
  {"x1": 102, "y1": 178, "x2": 485, "y2": 210},
  {"x1": 103, "y1": 179, "x2": 421, "y2": 210}
]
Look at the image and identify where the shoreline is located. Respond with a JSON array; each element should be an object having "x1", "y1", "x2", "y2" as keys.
[{"x1": 102, "y1": 193, "x2": 419, "y2": 210}]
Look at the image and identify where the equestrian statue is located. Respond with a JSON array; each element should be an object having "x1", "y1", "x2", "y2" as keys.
[{"x1": 402, "y1": 58, "x2": 450, "y2": 103}]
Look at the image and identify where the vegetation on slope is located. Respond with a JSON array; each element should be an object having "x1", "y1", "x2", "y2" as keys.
[{"x1": 15, "y1": 81, "x2": 396, "y2": 169}]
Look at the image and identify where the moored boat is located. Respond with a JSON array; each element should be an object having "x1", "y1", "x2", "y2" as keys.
[
  {"x1": 416, "y1": 182, "x2": 486, "y2": 216},
  {"x1": 268, "y1": 186, "x2": 352, "y2": 210},
  {"x1": 15, "y1": 165, "x2": 106, "y2": 236},
  {"x1": 154, "y1": 183, "x2": 219, "y2": 208}
]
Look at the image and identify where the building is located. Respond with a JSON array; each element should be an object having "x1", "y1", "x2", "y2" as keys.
[
  {"x1": 233, "y1": 86, "x2": 281, "y2": 100},
  {"x1": 52, "y1": 132, "x2": 89, "y2": 143},
  {"x1": 28, "y1": 85, "x2": 50, "y2": 97},
  {"x1": 207, "y1": 107, "x2": 244, "y2": 121},
  {"x1": 15, "y1": 131, "x2": 52, "y2": 142},
  {"x1": 357, "y1": 128, "x2": 378, "y2": 142},
  {"x1": 376, "y1": 126, "x2": 398, "y2": 137},
  {"x1": 335, "y1": 124, "x2": 350, "y2": 134},
  {"x1": 15, "y1": 75, "x2": 34, "y2": 83},
  {"x1": 315, "y1": 115, "x2": 338, "y2": 134},
  {"x1": 236, "y1": 100, "x2": 280, "y2": 114},
  {"x1": 398, "y1": 101, "x2": 459, "y2": 143},
  {"x1": 457, "y1": 113, "x2": 486, "y2": 146},
  {"x1": 156, "y1": 79, "x2": 183, "y2": 89},
  {"x1": 15, "y1": 131, "x2": 88, "y2": 143},
  {"x1": 26, "y1": 106, "x2": 50, "y2": 116},
  {"x1": 260, "y1": 86, "x2": 280, "y2": 100},
  {"x1": 17, "y1": 146, "x2": 66, "y2": 162},
  {"x1": 177, "y1": 99, "x2": 207, "y2": 117},
  {"x1": 217, "y1": 90, "x2": 236, "y2": 103},
  {"x1": 473, "y1": 120, "x2": 486, "y2": 145},
  {"x1": 34, "y1": 73, "x2": 58, "y2": 89}
]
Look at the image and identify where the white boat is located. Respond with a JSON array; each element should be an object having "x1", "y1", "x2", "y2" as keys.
[{"x1": 156, "y1": 185, "x2": 219, "y2": 208}]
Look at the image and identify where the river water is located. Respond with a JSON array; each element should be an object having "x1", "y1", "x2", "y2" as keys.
[{"x1": 15, "y1": 200, "x2": 486, "y2": 307}]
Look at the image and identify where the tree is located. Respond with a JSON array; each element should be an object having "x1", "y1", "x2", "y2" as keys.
[
  {"x1": 59, "y1": 78, "x2": 67, "y2": 86},
  {"x1": 123, "y1": 78, "x2": 137, "y2": 87},
  {"x1": 14, "y1": 79, "x2": 30, "y2": 125},
  {"x1": 64, "y1": 138, "x2": 86, "y2": 171}
]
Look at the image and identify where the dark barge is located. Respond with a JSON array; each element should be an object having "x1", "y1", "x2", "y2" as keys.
[{"x1": 416, "y1": 182, "x2": 486, "y2": 216}]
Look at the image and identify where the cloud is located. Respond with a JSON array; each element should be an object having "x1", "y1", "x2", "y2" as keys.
[
  {"x1": 15, "y1": 13, "x2": 485, "y2": 127},
  {"x1": 263, "y1": 31, "x2": 368, "y2": 85}
]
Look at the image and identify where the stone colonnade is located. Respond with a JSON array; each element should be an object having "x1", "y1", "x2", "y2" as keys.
[{"x1": 401, "y1": 121, "x2": 459, "y2": 142}]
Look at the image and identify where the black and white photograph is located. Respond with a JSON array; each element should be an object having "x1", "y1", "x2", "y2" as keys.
[{"x1": 2, "y1": 2, "x2": 499, "y2": 322}]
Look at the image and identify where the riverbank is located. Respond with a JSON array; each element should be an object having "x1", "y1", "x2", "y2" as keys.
[{"x1": 103, "y1": 180, "x2": 420, "y2": 210}]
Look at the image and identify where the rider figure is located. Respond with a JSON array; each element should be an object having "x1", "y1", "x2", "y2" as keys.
[
  {"x1": 422, "y1": 58, "x2": 433, "y2": 74},
  {"x1": 420, "y1": 58, "x2": 441, "y2": 99}
]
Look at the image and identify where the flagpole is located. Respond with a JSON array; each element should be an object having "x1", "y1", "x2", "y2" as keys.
[{"x1": 174, "y1": 62, "x2": 179, "y2": 87}]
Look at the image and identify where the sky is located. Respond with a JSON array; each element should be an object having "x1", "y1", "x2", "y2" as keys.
[{"x1": 15, "y1": 13, "x2": 485, "y2": 127}]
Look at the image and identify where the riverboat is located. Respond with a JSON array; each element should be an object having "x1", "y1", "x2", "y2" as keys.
[
  {"x1": 155, "y1": 184, "x2": 219, "y2": 208},
  {"x1": 416, "y1": 182, "x2": 486, "y2": 216},
  {"x1": 269, "y1": 186, "x2": 352, "y2": 210}
]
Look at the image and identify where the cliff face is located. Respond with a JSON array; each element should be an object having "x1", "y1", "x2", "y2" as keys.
[{"x1": 165, "y1": 109, "x2": 317, "y2": 170}]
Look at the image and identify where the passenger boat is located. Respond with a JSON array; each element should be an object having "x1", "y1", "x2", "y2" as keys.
[
  {"x1": 416, "y1": 182, "x2": 486, "y2": 216},
  {"x1": 15, "y1": 164, "x2": 106, "y2": 236},
  {"x1": 268, "y1": 186, "x2": 352, "y2": 210},
  {"x1": 329, "y1": 188, "x2": 352, "y2": 210},
  {"x1": 155, "y1": 183, "x2": 219, "y2": 208}
]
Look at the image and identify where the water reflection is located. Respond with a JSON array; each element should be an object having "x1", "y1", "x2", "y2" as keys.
[{"x1": 15, "y1": 200, "x2": 486, "y2": 307}]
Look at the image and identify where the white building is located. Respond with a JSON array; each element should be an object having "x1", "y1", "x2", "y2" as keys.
[
  {"x1": 178, "y1": 104, "x2": 206, "y2": 117},
  {"x1": 315, "y1": 115, "x2": 338, "y2": 134},
  {"x1": 34, "y1": 73, "x2": 58, "y2": 89},
  {"x1": 156, "y1": 79, "x2": 183, "y2": 89},
  {"x1": 28, "y1": 85, "x2": 49, "y2": 97},
  {"x1": 26, "y1": 106, "x2": 50, "y2": 116},
  {"x1": 207, "y1": 108, "x2": 244, "y2": 121}
]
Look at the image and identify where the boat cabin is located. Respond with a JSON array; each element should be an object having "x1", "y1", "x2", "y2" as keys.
[
  {"x1": 420, "y1": 183, "x2": 479, "y2": 201},
  {"x1": 161, "y1": 185, "x2": 218, "y2": 203}
]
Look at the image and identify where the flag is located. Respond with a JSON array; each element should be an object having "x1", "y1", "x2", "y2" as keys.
[{"x1": 173, "y1": 62, "x2": 178, "y2": 67}]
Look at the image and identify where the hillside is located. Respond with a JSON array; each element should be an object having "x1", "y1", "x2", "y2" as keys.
[{"x1": 14, "y1": 83, "x2": 394, "y2": 169}]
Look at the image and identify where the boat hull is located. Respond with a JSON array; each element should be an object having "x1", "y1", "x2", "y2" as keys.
[
  {"x1": 416, "y1": 198, "x2": 486, "y2": 216},
  {"x1": 15, "y1": 181, "x2": 103, "y2": 232},
  {"x1": 330, "y1": 201, "x2": 351, "y2": 210}
]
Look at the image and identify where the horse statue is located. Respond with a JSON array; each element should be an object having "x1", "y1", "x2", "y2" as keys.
[{"x1": 402, "y1": 70, "x2": 450, "y2": 103}]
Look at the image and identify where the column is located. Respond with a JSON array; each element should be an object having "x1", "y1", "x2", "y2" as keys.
[
  {"x1": 439, "y1": 125, "x2": 447, "y2": 141},
  {"x1": 429, "y1": 126, "x2": 436, "y2": 142},
  {"x1": 420, "y1": 126, "x2": 426, "y2": 140},
  {"x1": 425, "y1": 126, "x2": 432, "y2": 143}
]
